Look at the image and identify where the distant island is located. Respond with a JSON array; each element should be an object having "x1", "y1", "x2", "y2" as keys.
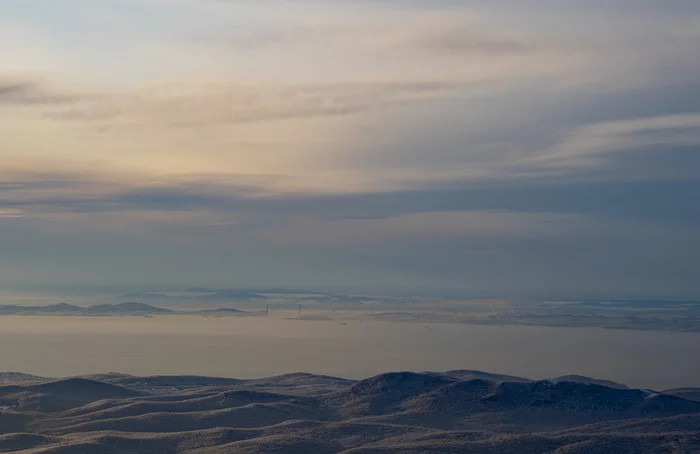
[
  {"x1": 199, "y1": 308, "x2": 245, "y2": 314},
  {"x1": 0, "y1": 303, "x2": 255, "y2": 316},
  {"x1": 0, "y1": 302, "x2": 173, "y2": 316},
  {"x1": 3, "y1": 298, "x2": 700, "y2": 332}
]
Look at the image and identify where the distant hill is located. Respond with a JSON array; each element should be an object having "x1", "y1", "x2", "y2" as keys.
[
  {"x1": 663, "y1": 388, "x2": 700, "y2": 402},
  {"x1": 440, "y1": 369, "x2": 532, "y2": 383},
  {"x1": 0, "y1": 370, "x2": 697, "y2": 452},
  {"x1": 0, "y1": 302, "x2": 172, "y2": 316},
  {"x1": 200, "y1": 308, "x2": 245, "y2": 314},
  {"x1": 200, "y1": 291, "x2": 266, "y2": 300},
  {"x1": 0, "y1": 303, "x2": 82, "y2": 315},
  {"x1": 327, "y1": 372, "x2": 457, "y2": 417},
  {"x1": 122, "y1": 290, "x2": 267, "y2": 301},
  {"x1": 552, "y1": 375, "x2": 629, "y2": 389},
  {"x1": 0, "y1": 373, "x2": 49, "y2": 385},
  {"x1": 82, "y1": 302, "x2": 173, "y2": 315},
  {"x1": 185, "y1": 287, "x2": 324, "y2": 295},
  {"x1": 0, "y1": 378, "x2": 143, "y2": 413}
]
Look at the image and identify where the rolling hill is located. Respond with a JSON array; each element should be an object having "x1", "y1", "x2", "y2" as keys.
[{"x1": 0, "y1": 371, "x2": 697, "y2": 452}]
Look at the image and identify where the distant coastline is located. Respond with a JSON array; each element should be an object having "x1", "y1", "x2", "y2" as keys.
[
  {"x1": 1, "y1": 301, "x2": 699, "y2": 333},
  {"x1": 0, "y1": 302, "x2": 261, "y2": 317}
]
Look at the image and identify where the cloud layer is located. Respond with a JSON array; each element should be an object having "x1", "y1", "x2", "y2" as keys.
[{"x1": 0, "y1": 0, "x2": 699, "y2": 297}]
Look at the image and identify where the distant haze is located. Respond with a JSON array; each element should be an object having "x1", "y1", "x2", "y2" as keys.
[{"x1": 0, "y1": 316, "x2": 697, "y2": 390}]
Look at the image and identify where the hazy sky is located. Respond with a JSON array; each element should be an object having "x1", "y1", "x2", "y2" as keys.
[{"x1": 1, "y1": 0, "x2": 699, "y2": 298}]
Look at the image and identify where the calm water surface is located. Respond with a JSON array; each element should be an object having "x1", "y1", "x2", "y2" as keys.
[{"x1": 0, "y1": 316, "x2": 697, "y2": 390}]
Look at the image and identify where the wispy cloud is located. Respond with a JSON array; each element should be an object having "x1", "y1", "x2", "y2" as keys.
[
  {"x1": 0, "y1": 79, "x2": 78, "y2": 105},
  {"x1": 46, "y1": 80, "x2": 452, "y2": 128},
  {"x1": 534, "y1": 114, "x2": 700, "y2": 168},
  {"x1": 199, "y1": 11, "x2": 537, "y2": 57},
  {"x1": 372, "y1": 15, "x2": 536, "y2": 58}
]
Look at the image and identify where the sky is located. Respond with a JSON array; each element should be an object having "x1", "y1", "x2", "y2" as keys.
[{"x1": 1, "y1": 0, "x2": 699, "y2": 299}]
